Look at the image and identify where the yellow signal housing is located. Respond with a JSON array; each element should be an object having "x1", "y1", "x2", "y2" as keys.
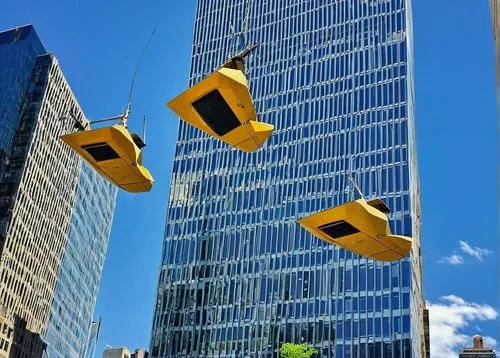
[
  {"x1": 298, "y1": 198, "x2": 412, "y2": 262},
  {"x1": 167, "y1": 57, "x2": 273, "y2": 152},
  {"x1": 61, "y1": 125, "x2": 153, "y2": 193}
]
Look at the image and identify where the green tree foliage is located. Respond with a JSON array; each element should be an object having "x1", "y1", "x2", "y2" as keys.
[{"x1": 280, "y1": 343, "x2": 318, "y2": 358}]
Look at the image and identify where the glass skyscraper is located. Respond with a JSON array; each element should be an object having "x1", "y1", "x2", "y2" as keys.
[
  {"x1": 0, "y1": 25, "x2": 117, "y2": 357},
  {"x1": 0, "y1": 25, "x2": 45, "y2": 169},
  {"x1": 151, "y1": 1, "x2": 425, "y2": 357},
  {"x1": 44, "y1": 162, "x2": 116, "y2": 358}
]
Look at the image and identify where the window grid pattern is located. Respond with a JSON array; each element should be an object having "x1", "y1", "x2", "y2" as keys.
[
  {"x1": 0, "y1": 55, "x2": 83, "y2": 334},
  {"x1": 0, "y1": 25, "x2": 45, "y2": 170},
  {"x1": 0, "y1": 54, "x2": 117, "y2": 356},
  {"x1": 151, "y1": 0, "x2": 423, "y2": 357},
  {"x1": 43, "y1": 163, "x2": 117, "y2": 358}
]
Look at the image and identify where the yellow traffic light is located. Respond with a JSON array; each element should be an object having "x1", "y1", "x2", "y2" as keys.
[
  {"x1": 298, "y1": 198, "x2": 412, "y2": 261},
  {"x1": 61, "y1": 125, "x2": 153, "y2": 193},
  {"x1": 167, "y1": 49, "x2": 273, "y2": 152}
]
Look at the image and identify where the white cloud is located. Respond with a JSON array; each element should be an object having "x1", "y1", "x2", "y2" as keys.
[
  {"x1": 427, "y1": 295, "x2": 498, "y2": 357},
  {"x1": 484, "y1": 336, "x2": 498, "y2": 348},
  {"x1": 438, "y1": 254, "x2": 464, "y2": 265},
  {"x1": 459, "y1": 241, "x2": 493, "y2": 261}
]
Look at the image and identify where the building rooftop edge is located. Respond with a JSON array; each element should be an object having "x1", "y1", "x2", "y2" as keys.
[{"x1": 0, "y1": 24, "x2": 34, "y2": 34}]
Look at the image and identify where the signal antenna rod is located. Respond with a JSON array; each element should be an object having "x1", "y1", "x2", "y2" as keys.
[
  {"x1": 143, "y1": 111, "x2": 147, "y2": 144},
  {"x1": 230, "y1": 0, "x2": 252, "y2": 53},
  {"x1": 348, "y1": 175, "x2": 364, "y2": 200},
  {"x1": 122, "y1": 28, "x2": 157, "y2": 127},
  {"x1": 242, "y1": 0, "x2": 251, "y2": 34},
  {"x1": 237, "y1": 42, "x2": 259, "y2": 59}
]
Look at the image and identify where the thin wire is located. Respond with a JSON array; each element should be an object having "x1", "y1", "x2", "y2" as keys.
[
  {"x1": 348, "y1": 174, "x2": 364, "y2": 200},
  {"x1": 127, "y1": 28, "x2": 157, "y2": 109},
  {"x1": 143, "y1": 111, "x2": 147, "y2": 143},
  {"x1": 241, "y1": 0, "x2": 251, "y2": 34},
  {"x1": 231, "y1": 0, "x2": 251, "y2": 53}
]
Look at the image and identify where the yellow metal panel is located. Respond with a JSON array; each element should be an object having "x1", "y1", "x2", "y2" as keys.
[
  {"x1": 60, "y1": 125, "x2": 154, "y2": 193},
  {"x1": 298, "y1": 199, "x2": 411, "y2": 262},
  {"x1": 167, "y1": 67, "x2": 273, "y2": 152},
  {"x1": 224, "y1": 120, "x2": 274, "y2": 152}
]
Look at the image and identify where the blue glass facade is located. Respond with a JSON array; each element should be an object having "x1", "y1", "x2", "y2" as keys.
[
  {"x1": 0, "y1": 25, "x2": 45, "y2": 164},
  {"x1": 151, "y1": 0, "x2": 424, "y2": 357},
  {"x1": 43, "y1": 164, "x2": 116, "y2": 358}
]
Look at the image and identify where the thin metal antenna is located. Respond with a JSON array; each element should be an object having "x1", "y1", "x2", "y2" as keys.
[
  {"x1": 377, "y1": 168, "x2": 382, "y2": 197},
  {"x1": 230, "y1": 0, "x2": 251, "y2": 52},
  {"x1": 121, "y1": 28, "x2": 157, "y2": 127},
  {"x1": 143, "y1": 111, "x2": 147, "y2": 144},
  {"x1": 348, "y1": 174, "x2": 365, "y2": 200},
  {"x1": 240, "y1": 0, "x2": 251, "y2": 50},
  {"x1": 89, "y1": 115, "x2": 122, "y2": 125},
  {"x1": 236, "y1": 42, "x2": 259, "y2": 59},
  {"x1": 219, "y1": 42, "x2": 259, "y2": 72},
  {"x1": 241, "y1": 0, "x2": 251, "y2": 35},
  {"x1": 60, "y1": 110, "x2": 88, "y2": 131}
]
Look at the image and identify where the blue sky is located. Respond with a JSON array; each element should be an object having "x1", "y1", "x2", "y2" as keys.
[{"x1": 0, "y1": 0, "x2": 498, "y2": 356}]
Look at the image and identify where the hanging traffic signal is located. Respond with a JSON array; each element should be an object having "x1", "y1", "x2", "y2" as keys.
[
  {"x1": 61, "y1": 125, "x2": 153, "y2": 193},
  {"x1": 298, "y1": 197, "x2": 412, "y2": 262},
  {"x1": 167, "y1": 44, "x2": 273, "y2": 152}
]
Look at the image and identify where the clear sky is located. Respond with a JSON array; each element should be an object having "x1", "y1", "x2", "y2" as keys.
[{"x1": 0, "y1": 0, "x2": 498, "y2": 357}]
